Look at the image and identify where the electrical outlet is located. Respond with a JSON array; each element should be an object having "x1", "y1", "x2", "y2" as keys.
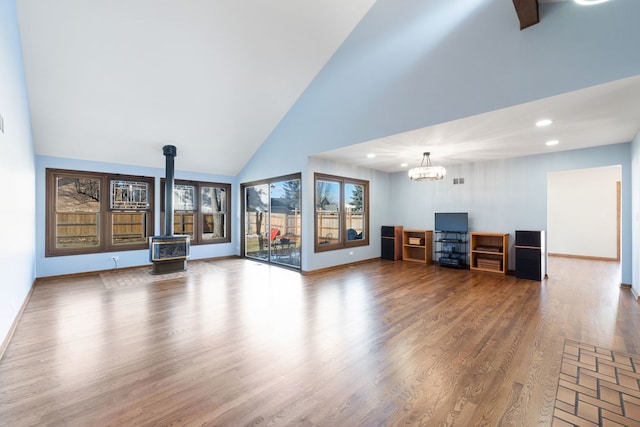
[{"x1": 349, "y1": 251, "x2": 354, "y2": 255}]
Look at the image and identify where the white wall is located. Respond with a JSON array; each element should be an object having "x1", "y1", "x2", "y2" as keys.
[
  {"x1": 0, "y1": 0, "x2": 37, "y2": 345},
  {"x1": 548, "y1": 166, "x2": 620, "y2": 259}
]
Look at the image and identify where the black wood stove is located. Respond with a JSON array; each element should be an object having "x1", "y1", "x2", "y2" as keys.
[{"x1": 149, "y1": 145, "x2": 190, "y2": 274}]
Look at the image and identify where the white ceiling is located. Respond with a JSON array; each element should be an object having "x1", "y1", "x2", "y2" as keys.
[
  {"x1": 16, "y1": 0, "x2": 376, "y2": 175},
  {"x1": 15, "y1": 0, "x2": 640, "y2": 176},
  {"x1": 315, "y1": 75, "x2": 640, "y2": 172}
]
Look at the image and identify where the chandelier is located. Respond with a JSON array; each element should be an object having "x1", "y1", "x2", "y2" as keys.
[{"x1": 408, "y1": 152, "x2": 446, "y2": 181}]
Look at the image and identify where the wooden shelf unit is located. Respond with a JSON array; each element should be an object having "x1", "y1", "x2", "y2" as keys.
[
  {"x1": 470, "y1": 232, "x2": 509, "y2": 274},
  {"x1": 402, "y1": 230, "x2": 433, "y2": 264}
]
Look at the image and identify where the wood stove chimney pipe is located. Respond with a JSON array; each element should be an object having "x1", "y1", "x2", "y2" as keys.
[{"x1": 163, "y1": 145, "x2": 176, "y2": 236}]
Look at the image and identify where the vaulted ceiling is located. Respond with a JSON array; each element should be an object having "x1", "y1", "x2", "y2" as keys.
[
  {"x1": 17, "y1": 0, "x2": 376, "y2": 175},
  {"x1": 16, "y1": 0, "x2": 640, "y2": 175}
]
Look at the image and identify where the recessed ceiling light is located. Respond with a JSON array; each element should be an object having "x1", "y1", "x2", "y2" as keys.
[
  {"x1": 575, "y1": 0, "x2": 610, "y2": 5},
  {"x1": 400, "y1": 163, "x2": 408, "y2": 168},
  {"x1": 367, "y1": 153, "x2": 376, "y2": 158},
  {"x1": 536, "y1": 119, "x2": 553, "y2": 127},
  {"x1": 546, "y1": 139, "x2": 559, "y2": 146}
]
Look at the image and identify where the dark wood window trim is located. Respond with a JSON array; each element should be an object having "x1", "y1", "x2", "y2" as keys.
[
  {"x1": 314, "y1": 172, "x2": 369, "y2": 253},
  {"x1": 240, "y1": 173, "x2": 302, "y2": 264},
  {"x1": 46, "y1": 168, "x2": 154, "y2": 257},
  {"x1": 160, "y1": 179, "x2": 231, "y2": 245}
]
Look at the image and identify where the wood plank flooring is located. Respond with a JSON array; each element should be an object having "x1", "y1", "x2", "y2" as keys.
[{"x1": 0, "y1": 257, "x2": 638, "y2": 426}]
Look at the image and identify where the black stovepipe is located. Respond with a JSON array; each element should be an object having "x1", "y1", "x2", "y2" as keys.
[{"x1": 162, "y1": 145, "x2": 177, "y2": 236}]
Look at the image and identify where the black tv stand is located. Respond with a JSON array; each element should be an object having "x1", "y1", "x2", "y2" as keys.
[{"x1": 434, "y1": 231, "x2": 468, "y2": 269}]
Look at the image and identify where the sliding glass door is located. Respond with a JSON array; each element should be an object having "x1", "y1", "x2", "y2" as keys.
[
  {"x1": 244, "y1": 183, "x2": 270, "y2": 260},
  {"x1": 243, "y1": 174, "x2": 301, "y2": 268}
]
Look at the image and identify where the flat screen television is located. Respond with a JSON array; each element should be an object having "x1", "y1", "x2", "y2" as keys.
[{"x1": 434, "y1": 212, "x2": 468, "y2": 232}]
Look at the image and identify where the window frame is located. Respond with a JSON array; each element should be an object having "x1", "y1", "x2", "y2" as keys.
[
  {"x1": 160, "y1": 179, "x2": 231, "y2": 245},
  {"x1": 314, "y1": 173, "x2": 369, "y2": 253},
  {"x1": 46, "y1": 168, "x2": 154, "y2": 257}
]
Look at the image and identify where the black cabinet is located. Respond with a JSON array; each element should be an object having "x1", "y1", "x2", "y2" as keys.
[
  {"x1": 515, "y1": 230, "x2": 546, "y2": 280},
  {"x1": 381, "y1": 226, "x2": 403, "y2": 260},
  {"x1": 435, "y1": 231, "x2": 468, "y2": 268}
]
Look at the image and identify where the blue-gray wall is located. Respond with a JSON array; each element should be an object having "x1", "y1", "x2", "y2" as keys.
[
  {"x1": 0, "y1": 0, "x2": 37, "y2": 345},
  {"x1": 4, "y1": 0, "x2": 640, "y2": 346},
  {"x1": 632, "y1": 133, "x2": 640, "y2": 297},
  {"x1": 238, "y1": 0, "x2": 640, "y2": 278},
  {"x1": 388, "y1": 143, "x2": 633, "y2": 283},
  {"x1": 241, "y1": 0, "x2": 640, "y2": 168},
  {"x1": 305, "y1": 158, "x2": 391, "y2": 272},
  {"x1": 35, "y1": 155, "x2": 238, "y2": 278}
]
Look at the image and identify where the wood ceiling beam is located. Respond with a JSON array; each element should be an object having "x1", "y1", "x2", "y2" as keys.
[{"x1": 512, "y1": 0, "x2": 539, "y2": 30}]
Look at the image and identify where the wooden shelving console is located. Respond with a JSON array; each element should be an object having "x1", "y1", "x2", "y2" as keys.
[
  {"x1": 402, "y1": 230, "x2": 433, "y2": 264},
  {"x1": 470, "y1": 232, "x2": 509, "y2": 274}
]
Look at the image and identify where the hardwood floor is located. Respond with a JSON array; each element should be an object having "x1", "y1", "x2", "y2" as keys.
[{"x1": 0, "y1": 257, "x2": 638, "y2": 426}]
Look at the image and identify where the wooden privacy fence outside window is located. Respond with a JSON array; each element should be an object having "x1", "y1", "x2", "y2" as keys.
[
  {"x1": 55, "y1": 213, "x2": 100, "y2": 247},
  {"x1": 112, "y1": 212, "x2": 148, "y2": 245},
  {"x1": 245, "y1": 212, "x2": 301, "y2": 241},
  {"x1": 316, "y1": 212, "x2": 363, "y2": 244},
  {"x1": 56, "y1": 213, "x2": 148, "y2": 247},
  {"x1": 46, "y1": 168, "x2": 154, "y2": 256},
  {"x1": 160, "y1": 179, "x2": 231, "y2": 245},
  {"x1": 314, "y1": 172, "x2": 369, "y2": 252}
]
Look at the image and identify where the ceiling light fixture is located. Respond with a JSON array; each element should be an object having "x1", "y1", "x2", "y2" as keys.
[
  {"x1": 408, "y1": 152, "x2": 446, "y2": 181},
  {"x1": 367, "y1": 153, "x2": 376, "y2": 158},
  {"x1": 546, "y1": 139, "x2": 559, "y2": 146},
  {"x1": 575, "y1": 0, "x2": 610, "y2": 5},
  {"x1": 536, "y1": 119, "x2": 553, "y2": 127}
]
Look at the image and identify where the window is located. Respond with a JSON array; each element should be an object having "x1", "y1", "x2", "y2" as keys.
[
  {"x1": 314, "y1": 173, "x2": 369, "y2": 252},
  {"x1": 46, "y1": 169, "x2": 154, "y2": 256},
  {"x1": 161, "y1": 179, "x2": 231, "y2": 245}
]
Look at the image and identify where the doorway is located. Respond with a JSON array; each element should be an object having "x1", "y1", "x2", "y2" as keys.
[
  {"x1": 547, "y1": 165, "x2": 621, "y2": 261},
  {"x1": 242, "y1": 174, "x2": 301, "y2": 268}
]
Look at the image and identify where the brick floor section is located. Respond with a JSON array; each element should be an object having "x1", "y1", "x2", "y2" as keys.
[{"x1": 553, "y1": 339, "x2": 640, "y2": 426}]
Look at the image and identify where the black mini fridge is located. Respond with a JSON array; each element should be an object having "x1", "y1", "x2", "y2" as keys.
[{"x1": 515, "y1": 230, "x2": 546, "y2": 281}]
